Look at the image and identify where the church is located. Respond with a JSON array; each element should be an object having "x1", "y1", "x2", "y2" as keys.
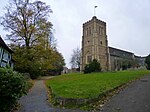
[{"x1": 80, "y1": 16, "x2": 145, "y2": 71}]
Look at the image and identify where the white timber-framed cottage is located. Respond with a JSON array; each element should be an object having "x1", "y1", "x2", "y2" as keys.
[{"x1": 0, "y1": 36, "x2": 13, "y2": 68}]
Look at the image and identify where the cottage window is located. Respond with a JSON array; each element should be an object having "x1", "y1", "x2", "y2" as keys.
[
  {"x1": 0, "y1": 48, "x2": 2, "y2": 56},
  {"x1": 2, "y1": 52, "x2": 8, "y2": 62},
  {"x1": 1, "y1": 62, "x2": 6, "y2": 67}
]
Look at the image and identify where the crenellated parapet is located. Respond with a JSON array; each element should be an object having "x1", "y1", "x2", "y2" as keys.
[{"x1": 83, "y1": 16, "x2": 106, "y2": 27}]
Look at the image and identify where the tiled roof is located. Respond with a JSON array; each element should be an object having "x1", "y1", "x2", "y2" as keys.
[
  {"x1": 0, "y1": 36, "x2": 13, "y2": 53},
  {"x1": 109, "y1": 47, "x2": 133, "y2": 59}
]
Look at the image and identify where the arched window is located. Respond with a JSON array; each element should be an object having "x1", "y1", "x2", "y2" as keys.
[
  {"x1": 100, "y1": 41, "x2": 102, "y2": 45},
  {"x1": 89, "y1": 27, "x2": 91, "y2": 35},
  {"x1": 87, "y1": 55, "x2": 92, "y2": 63}
]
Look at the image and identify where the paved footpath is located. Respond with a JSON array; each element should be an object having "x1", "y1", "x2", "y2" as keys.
[
  {"x1": 101, "y1": 75, "x2": 150, "y2": 112},
  {"x1": 17, "y1": 77, "x2": 85, "y2": 112}
]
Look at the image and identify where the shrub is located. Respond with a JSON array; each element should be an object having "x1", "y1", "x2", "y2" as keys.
[
  {"x1": 84, "y1": 59, "x2": 101, "y2": 74},
  {"x1": 84, "y1": 64, "x2": 91, "y2": 73},
  {"x1": 145, "y1": 54, "x2": 150, "y2": 70},
  {"x1": 0, "y1": 68, "x2": 29, "y2": 112}
]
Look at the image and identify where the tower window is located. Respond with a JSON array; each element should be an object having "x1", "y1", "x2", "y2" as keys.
[
  {"x1": 100, "y1": 41, "x2": 102, "y2": 45},
  {"x1": 89, "y1": 27, "x2": 91, "y2": 35},
  {"x1": 85, "y1": 29, "x2": 87, "y2": 36},
  {"x1": 86, "y1": 28, "x2": 88, "y2": 36},
  {"x1": 87, "y1": 56, "x2": 92, "y2": 63},
  {"x1": 102, "y1": 28, "x2": 105, "y2": 35},
  {"x1": 99, "y1": 26, "x2": 101, "y2": 34}
]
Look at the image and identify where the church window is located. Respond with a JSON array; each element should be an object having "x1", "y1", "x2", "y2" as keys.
[
  {"x1": 85, "y1": 29, "x2": 87, "y2": 36},
  {"x1": 89, "y1": 27, "x2": 91, "y2": 35},
  {"x1": 102, "y1": 28, "x2": 105, "y2": 35},
  {"x1": 87, "y1": 41, "x2": 90, "y2": 44},
  {"x1": 86, "y1": 28, "x2": 88, "y2": 36},
  {"x1": 87, "y1": 56, "x2": 92, "y2": 63},
  {"x1": 100, "y1": 41, "x2": 102, "y2": 45},
  {"x1": 99, "y1": 26, "x2": 101, "y2": 34}
]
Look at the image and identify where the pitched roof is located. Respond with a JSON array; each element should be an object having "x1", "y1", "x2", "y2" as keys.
[
  {"x1": 109, "y1": 47, "x2": 133, "y2": 59},
  {"x1": 0, "y1": 36, "x2": 13, "y2": 53}
]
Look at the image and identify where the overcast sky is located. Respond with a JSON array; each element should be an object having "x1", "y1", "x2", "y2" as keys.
[{"x1": 0, "y1": 0, "x2": 150, "y2": 68}]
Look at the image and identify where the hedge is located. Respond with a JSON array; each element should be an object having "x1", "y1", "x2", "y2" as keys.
[{"x1": 0, "y1": 68, "x2": 29, "y2": 112}]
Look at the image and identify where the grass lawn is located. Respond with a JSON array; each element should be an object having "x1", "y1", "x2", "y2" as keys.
[{"x1": 46, "y1": 70, "x2": 150, "y2": 99}]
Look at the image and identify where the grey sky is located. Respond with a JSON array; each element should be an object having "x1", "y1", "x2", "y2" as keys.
[{"x1": 0, "y1": 0, "x2": 150, "y2": 68}]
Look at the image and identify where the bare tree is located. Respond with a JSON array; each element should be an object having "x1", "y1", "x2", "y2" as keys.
[{"x1": 70, "y1": 47, "x2": 81, "y2": 70}]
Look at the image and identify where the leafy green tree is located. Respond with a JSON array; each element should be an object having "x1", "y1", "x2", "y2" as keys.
[
  {"x1": 11, "y1": 45, "x2": 43, "y2": 78},
  {"x1": 145, "y1": 54, "x2": 150, "y2": 70},
  {"x1": 50, "y1": 51, "x2": 65, "y2": 75},
  {"x1": 1, "y1": 0, "x2": 65, "y2": 78},
  {"x1": 84, "y1": 59, "x2": 101, "y2": 74},
  {"x1": 11, "y1": 44, "x2": 65, "y2": 78}
]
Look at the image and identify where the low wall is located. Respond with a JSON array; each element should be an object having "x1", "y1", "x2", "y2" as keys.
[{"x1": 54, "y1": 97, "x2": 88, "y2": 106}]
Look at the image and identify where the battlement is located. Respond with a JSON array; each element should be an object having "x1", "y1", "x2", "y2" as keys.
[{"x1": 83, "y1": 16, "x2": 106, "y2": 26}]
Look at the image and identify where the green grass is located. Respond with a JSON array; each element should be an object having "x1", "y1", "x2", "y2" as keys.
[{"x1": 46, "y1": 70, "x2": 150, "y2": 99}]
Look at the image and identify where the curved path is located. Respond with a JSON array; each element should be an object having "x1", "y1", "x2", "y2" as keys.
[
  {"x1": 101, "y1": 75, "x2": 150, "y2": 112},
  {"x1": 17, "y1": 77, "x2": 85, "y2": 112}
]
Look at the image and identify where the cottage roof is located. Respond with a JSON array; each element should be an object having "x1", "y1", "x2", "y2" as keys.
[{"x1": 0, "y1": 36, "x2": 13, "y2": 53}]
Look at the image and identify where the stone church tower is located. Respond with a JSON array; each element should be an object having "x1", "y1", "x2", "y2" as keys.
[{"x1": 80, "y1": 16, "x2": 110, "y2": 71}]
